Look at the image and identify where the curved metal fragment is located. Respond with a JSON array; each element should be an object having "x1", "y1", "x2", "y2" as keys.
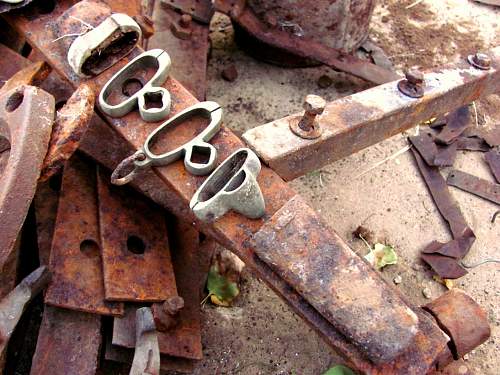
[{"x1": 0, "y1": 61, "x2": 51, "y2": 95}]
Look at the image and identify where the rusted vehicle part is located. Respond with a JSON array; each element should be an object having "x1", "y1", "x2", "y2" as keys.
[
  {"x1": 40, "y1": 83, "x2": 95, "y2": 181},
  {"x1": 34, "y1": 179, "x2": 60, "y2": 266},
  {"x1": 67, "y1": 13, "x2": 141, "y2": 77},
  {"x1": 223, "y1": 5, "x2": 398, "y2": 84},
  {"x1": 190, "y1": 148, "x2": 266, "y2": 221},
  {"x1": 149, "y1": 2, "x2": 210, "y2": 100},
  {"x1": 98, "y1": 48, "x2": 172, "y2": 122},
  {"x1": 7, "y1": 3, "x2": 460, "y2": 372},
  {"x1": 0, "y1": 61, "x2": 51, "y2": 95},
  {"x1": 424, "y1": 289, "x2": 490, "y2": 359},
  {"x1": 160, "y1": 0, "x2": 214, "y2": 24},
  {"x1": 130, "y1": 307, "x2": 160, "y2": 375},
  {"x1": 111, "y1": 101, "x2": 222, "y2": 185},
  {"x1": 96, "y1": 168, "x2": 178, "y2": 302},
  {"x1": 435, "y1": 106, "x2": 471, "y2": 145},
  {"x1": 45, "y1": 154, "x2": 124, "y2": 316},
  {"x1": 30, "y1": 306, "x2": 101, "y2": 375},
  {"x1": 0, "y1": 0, "x2": 34, "y2": 13},
  {"x1": 0, "y1": 85, "x2": 54, "y2": 298},
  {"x1": 243, "y1": 48, "x2": 500, "y2": 181},
  {"x1": 485, "y1": 150, "x2": 500, "y2": 182},
  {"x1": 447, "y1": 169, "x2": 500, "y2": 205},
  {"x1": 0, "y1": 266, "x2": 50, "y2": 358}
]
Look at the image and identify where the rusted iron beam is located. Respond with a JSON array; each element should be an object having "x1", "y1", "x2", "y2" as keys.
[
  {"x1": 243, "y1": 47, "x2": 500, "y2": 181},
  {"x1": 0, "y1": 85, "x2": 54, "y2": 298},
  {"x1": 96, "y1": 167, "x2": 178, "y2": 302},
  {"x1": 45, "y1": 153, "x2": 124, "y2": 316},
  {"x1": 4, "y1": 3, "x2": 475, "y2": 372}
]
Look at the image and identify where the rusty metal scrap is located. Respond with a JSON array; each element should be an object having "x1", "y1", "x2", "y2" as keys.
[
  {"x1": 0, "y1": 85, "x2": 54, "y2": 298},
  {"x1": 96, "y1": 168, "x2": 178, "y2": 302},
  {"x1": 30, "y1": 306, "x2": 102, "y2": 375},
  {"x1": 34, "y1": 179, "x2": 60, "y2": 266},
  {"x1": 40, "y1": 83, "x2": 95, "y2": 181},
  {"x1": 129, "y1": 307, "x2": 160, "y2": 375},
  {"x1": 447, "y1": 169, "x2": 500, "y2": 205},
  {"x1": 409, "y1": 131, "x2": 457, "y2": 168},
  {"x1": 0, "y1": 60, "x2": 51, "y2": 95},
  {"x1": 45, "y1": 154, "x2": 124, "y2": 316},
  {"x1": 243, "y1": 47, "x2": 500, "y2": 181},
  {"x1": 485, "y1": 149, "x2": 500, "y2": 182},
  {"x1": 435, "y1": 106, "x2": 471, "y2": 145}
]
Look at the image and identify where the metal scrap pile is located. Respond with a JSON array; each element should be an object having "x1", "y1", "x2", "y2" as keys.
[{"x1": 0, "y1": 1, "x2": 498, "y2": 374}]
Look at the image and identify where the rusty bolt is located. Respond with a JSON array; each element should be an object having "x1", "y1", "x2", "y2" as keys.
[
  {"x1": 163, "y1": 295, "x2": 184, "y2": 315},
  {"x1": 152, "y1": 296, "x2": 184, "y2": 332},
  {"x1": 398, "y1": 66, "x2": 425, "y2": 98},
  {"x1": 468, "y1": 52, "x2": 491, "y2": 70},
  {"x1": 170, "y1": 15, "x2": 192, "y2": 40},
  {"x1": 289, "y1": 95, "x2": 325, "y2": 139}
]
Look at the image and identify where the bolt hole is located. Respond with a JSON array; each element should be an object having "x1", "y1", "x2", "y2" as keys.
[
  {"x1": 80, "y1": 239, "x2": 100, "y2": 255},
  {"x1": 55, "y1": 100, "x2": 67, "y2": 111},
  {"x1": 127, "y1": 235, "x2": 146, "y2": 254},
  {"x1": 122, "y1": 78, "x2": 143, "y2": 97},
  {"x1": 48, "y1": 173, "x2": 63, "y2": 192},
  {"x1": 5, "y1": 90, "x2": 24, "y2": 112},
  {"x1": 37, "y1": 0, "x2": 56, "y2": 14},
  {"x1": 144, "y1": 92, "x2": 164, "y2": 109},
  {"x1": 190, "y1": 145, "x2": 211, "y2": 165}
]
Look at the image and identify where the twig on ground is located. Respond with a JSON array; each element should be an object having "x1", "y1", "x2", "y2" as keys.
[{"x1": 355, "y1": 145, "x2": 412, "y2": 178}]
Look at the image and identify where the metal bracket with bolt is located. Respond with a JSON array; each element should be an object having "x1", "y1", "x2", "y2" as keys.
[
  {"x1": 111, "y1": 101, "x2": 223, "y2": 185},
  {"x1": 99, "y1": 49, "x2": 172, "y2": 122},
  {"x1": 170, "y1": 14, "x2": 193, "y2": 40},
  {"x1": 289, "y1": 94, "x2": 326, "y2": 139},
  {"x1": 397, "y1": 67, "x2": 425, "y2": 98},
  {"x1": 190, "y1": 148, "x2": 266, "y2": 222},
  {"x1": 467, "y1": 52, "x2": 491, "y2": 70},
  {"x1": 67, "y1": 13, "x2": 141, "y2": 77}
]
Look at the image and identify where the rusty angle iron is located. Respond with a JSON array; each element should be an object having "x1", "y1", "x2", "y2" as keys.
[
  {"x1": 0, "y1": 85, "x2": 54, "y2": 298},
  {"x1": 45, "y1": 153, "x2": 124, "y2": 316},
  {"x1": 4, "y1": 2, "x2": 489, "y2": 372}
]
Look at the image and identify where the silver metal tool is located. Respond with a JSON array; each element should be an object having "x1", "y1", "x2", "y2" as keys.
[
  {"x1": 111, "y1": 101, "x2": 223, "y2": 185},
  {"x1": 190, "y1": 148, "x2": 266, "y2": 221},
  {"x1": 129, "y1": 307, "x2": 160, "y2": 375},
  {"x1": 67, "y1": 13, "x2": 141, "y2": 77},
  {"x1": 99, "y1": 49, "x2": 172, "y2": 122}
]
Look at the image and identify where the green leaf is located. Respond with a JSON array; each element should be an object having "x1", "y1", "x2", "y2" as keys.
[
  {"x1": 206, "y1": 264, "x2": 239, "y2": 306},
  {"x1": 364, "y1": 243, "x2": 398, "y2": 270},
  {"x1": 322, "y1": 365, "x2": 356, "y2": 375}
]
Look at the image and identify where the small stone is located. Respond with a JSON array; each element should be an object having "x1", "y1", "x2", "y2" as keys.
[
  {"x1": 317, "y1": 75, "x2": 333, "y2": 88},
  {"x1": 221, "y1": 65, "x2": 238, "y2": 82},
  {"x1": 458, "y1": 365, "x2": 468, "y2": 374},
  {"x1": 422, "y1": 287, "x2": 432, "y2": 299},
  {"x1": 463, "y1": 353, "x2": 470, "y2": 361},
  {"x1": 381, "y1": 16, "x2": 389, "y2": 23},
  {"x1": 393, "y1": 275, "x2": 402, "y2": 284}
]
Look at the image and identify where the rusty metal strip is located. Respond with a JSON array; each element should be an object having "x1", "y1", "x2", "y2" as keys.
[
  {"x1": 485, "y1": 149, "x2": 500, "y2": 183},
  {"x1": 420, "y1": 253, "x2": 468, "y2": 280},
  {"x1": 455, "y1": 136, "x2": 490, "y2": 152},
  {"x1": 113, "y1": 220, "x2": 212, "y2": 360},
  {"x1": 243, "y1": 47, "x2": 500, "y2": 181},
  {"x1": 45, "y1": 153, "x2": 124, "y2": 316},
  {"x1": 96, "y1": 167, "x2": 178, "y2": 302},
  {"x1": 447, "y1": 169, "x2": 500, "y2": 205},
  {"x1": 5, "y1": 3, "x2": 454, "y2": 372},
  {"x1": 0, "y1": 85, "x2": 54, "y2": 298},
  {"x1": 34, "y1": 179, "x2": 60, "y2": 266},
  {"x1": 30, "y1": 306, "x2": 102, "y2": 375},
  {"x1": 435, "y1": 106, "x2": 471, "y2": 145}
]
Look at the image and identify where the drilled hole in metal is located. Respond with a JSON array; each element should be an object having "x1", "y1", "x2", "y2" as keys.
[
  {"x1": 190, "y1": 145, "x2": 211, "y2": 164},
  {"x1": 48, "y1": 173, "x2": 63, "y2": 192},
  {"x1": 55, "y1": 100, "x2": 67, "y2": 111},
  {"x1": 80, "y1": 239, "x2": 100, "y2": 255},
  {"x1": 5, "y1": 90, "x2": 24, "y2": 112},
  {"x1": 144, "y1": 91, "x2": 163, "y2": 109},
  {"x1": 127, "y1": 235, "x2": 146, "y2": 254},
  {"x1": 122, "y1": 78, "x2": 143, "y2": 97},
  {"x1": 37, "y1": 0, "x2": 56, "y2": 14}
]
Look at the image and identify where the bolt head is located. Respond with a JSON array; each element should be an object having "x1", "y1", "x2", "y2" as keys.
[
  {"x1": 163, "y1": 296, "x2": 185, "y2": 315},
  {"x1": 303, "y1": 94, "x2": 326, "y2": 115},
  {"x1": 405, "y1": 67, "x2": 424, "y2": 85},
  {"x1": 473, "y1": 52, "x2": 491, "y2": 68}
]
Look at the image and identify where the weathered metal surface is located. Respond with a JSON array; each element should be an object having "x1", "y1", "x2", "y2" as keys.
[
  {"x1": 0, "y1": 266, "x2": 50, "y2": 358},
  {"x1": 96, "y1": 167, "x2": 178, "y2": 302},
  {"x1": 409, "y1": 131, "x2": 458, "y2": 168},
  {"x1": 0, "y1": 43, "x2": 30, "y2": 87},
  {"x1": 424, "y1": 289, "x2": 490, "y2": 358},
  {"x1": 421, "y1": 240, "x2": 470, "y2": 260},
  {"x1": 447, "y1": 169, "x2": 500, "y2": 205},
  {"x1": 45, "y1": 153, "x2": 124, "y2": 316},
  {"x1": 463, "y1": 123, "x2": 500, "y2": 147},
  {"x1": 420, "y1": 253, "x2": 468, "y2": 280},
  {"x1": 30, "y1": 306, "x2": 102, "y2": 375},
  {"x1": 0, "y1": 85, "x2": 54, "y2": 298},
  {"x1": 160, "y1": 0, "x2": 214, "y2": 24},
  {"x1": 226, "y1": 5, "x2": 398, "y2": 84},
  {"x1": 485, "y1": 149, "x2": 500, "y2": 183},
  {"x1": 455, "y1": 136, "x2": 490, "y2": 152},
  {"x1": 40, "y1": 83, "x2": 95, "y2": 181},
  {"x1": 130, "y1": 307, "x2": 160, "y2": 375},
  {"x1": 34, "y1": 179, "x2": 60, "y2": 266},
  {"x1": 0, "y1": 61, "x2": 51, "y2": 95},
  {"x1": 149, "y1": 3, "x2": 209, "y2": 100},
  {"x1": 243, "y1": 48, "x2": 500, "y2": 180},
  {"x1": 6, "y1": 3, "x2": 460, "y2": 372},
  {"x1": 435, "y1": 106, "x2": 471, "y2": 145}
]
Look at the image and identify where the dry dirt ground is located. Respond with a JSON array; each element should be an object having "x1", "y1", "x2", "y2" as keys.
[{"x1": 179, "y1": 1, "x2": 500, "y2": 374}]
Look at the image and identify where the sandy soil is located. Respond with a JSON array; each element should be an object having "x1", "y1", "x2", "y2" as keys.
[{"x1": 175, "y1": 1, "x2": 500, "y2": 374}]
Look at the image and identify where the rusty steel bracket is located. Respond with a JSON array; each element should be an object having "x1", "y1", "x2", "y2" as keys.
[
  {"x1": 243, "y1": 47, "x2": 500, "y2": 181},
  {"x1": 4, "y1": 2, "x2": 489, "y2": 373},
  {"x1": 0, "y1": 85, "x2": 54, "y2": 298}
]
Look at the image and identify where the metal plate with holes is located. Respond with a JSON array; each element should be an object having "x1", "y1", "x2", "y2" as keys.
[
  {"x1": 45, "y1": 153, "x2": 124, "y2": 316},
  {"x1": 96, "y1": 167, "x2": 178, "y2": 302},
  {"x1": 0, "y1": 85, "x2": 54, "y2": 298}
]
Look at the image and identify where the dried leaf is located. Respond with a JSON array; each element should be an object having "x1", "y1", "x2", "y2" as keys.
[
  {"x1": 322, "y1": 365, "x2": 357, "y2": 375},
  {"x1": 206, "y1": 264, "x2": 239, "y2": 306},
  {"x1": 365, "y1": 243, "x2": 398, "y2": 270}
]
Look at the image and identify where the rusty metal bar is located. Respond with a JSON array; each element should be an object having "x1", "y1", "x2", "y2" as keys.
[
  {"x1": 447, "y1": 169, "x2": 500, "y2": 205},
  {"x1": 243, "y1": 47, "x2": 500, "y2": 181}
]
